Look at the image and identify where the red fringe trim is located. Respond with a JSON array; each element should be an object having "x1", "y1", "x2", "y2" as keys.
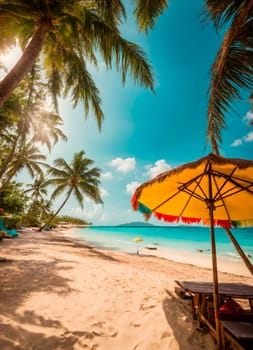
[
  {"x1": 202, "y1": 218, "x2": 231, "y2": 228},
  {"x1": 181, "y1": 217, "x2": 201, "y2": 224},
  {"x1": 154, "y1": 212, "x2": 180, "y2": 223},
  {"x1": 131, "y1": 194, "x2": 138, "y2": 210},
  {"x1": 216, "y1": 220, "x2": 231, "y2": 228}
]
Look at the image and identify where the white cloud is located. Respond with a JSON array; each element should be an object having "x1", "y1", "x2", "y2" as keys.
[
  {"x1": 97, "y1": 212, "x2": 108, "y2": 222},
  {"x1": 243, "y1": 110, "x2": 253, "y2": 123},
  {"x1": 126, "y1": 181, "x2": 141, "y2": 195},
  {"x1": 244, "y1": 131, "x2": 253, "y2": 142},
  {"x1": 101, "y1": 171, "x2": 112, "y2": 179},
  {"x1": 70, "y1": 203, "x2": 103, "y2": 220},
  {"x1": 84, "y1": 188, "x2": 109, "y2": 202},
  {"x1": 100, "y1": 188, "x2": 109, "y2": 198},
  {"x1": 145, "y1": 160, "x2": 171, "y2": 178},
  {"x1": 231, "y1": 139, "x2": 243, "y2": 147},
  {"x1": 231, "y1": 131, "x2": 253, "y2": 147},
  {"x1": 109, "y1": 157, "x2": 136, "y2": 173}
]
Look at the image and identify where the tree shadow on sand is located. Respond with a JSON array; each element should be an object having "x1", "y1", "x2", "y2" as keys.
[
  {"x1": 0, "y1": 312, "x2": 107, "y2": 350},
  {"x1": 37, "y1": 234, "x2": 121, "y2": 262},
  {"x1": 0, "y1": 233, "x2": 121, "y2": 349},
  {"x1": 162, "y1": 291, "x2": 216, "y2": 350},
  {"x1": 0, "y1": 255, "x2": 118, "y2": 350},
  {"x1": 0, "y1": 257, "x2": 76, "y2": 311}
]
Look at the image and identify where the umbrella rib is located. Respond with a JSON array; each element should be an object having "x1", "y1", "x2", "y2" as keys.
[
  {"x1": 213, "y1": 170, "x2": 253, "y2": 196},
  {"x1": 212, "y1": 175, "x2": 232, "y2": 222},
  {"x1": 151, "y1": 189, "x2": 182, "y2": 212},
  {"x1": 212, "y1": 167, "x2": 237, "y2": 203},
  {"x1": 213, "y1": 180, "x2": 253, "y2": 203},
  {"x1": 152, "y1": 173, "x2": 208, "y2": 214},
  {"x1": 178, "y1": 183, "x2": 203, "y2": 217},
  {"x1": 178, "y1": 165, "x2": 209, "y2": 201},
  {"x1": 152, "y1": 164, "x2": 211, "y2": 213},
  {"x1": 178, "y1": 170, "x2": 209, "y2": 216}
]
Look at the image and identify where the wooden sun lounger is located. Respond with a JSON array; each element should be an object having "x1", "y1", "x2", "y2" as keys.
[
  {"x1": 175, "y1": 280, "x2": 253, "y2": 316},
  {"x1": 174, "y1": 280, "x2": 253, "y2": 349},
  {"x1": 220, "y1": 321, "x2": 253, "y2": 350}
]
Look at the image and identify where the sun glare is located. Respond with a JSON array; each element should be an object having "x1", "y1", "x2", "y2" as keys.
[{"x1": 0, "y1": 42, "x2": 22, "y2": 76}]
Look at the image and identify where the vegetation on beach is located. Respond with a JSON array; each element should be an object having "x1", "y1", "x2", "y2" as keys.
[
  {"x1": 0, "y1": 1, "x2": 252, "y2": 228},
  {"x1": 0, "y1": 1, "x2": 167, "y2": 228}
]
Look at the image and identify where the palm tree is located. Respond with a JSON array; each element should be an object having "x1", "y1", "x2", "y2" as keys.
[
  {"x1": 39, "y1": 150, "x2": 102, "y2": 230},
  {"x1": 25, "y1": 176, "x2": 51, "y2": 222},
  {"x1": 0, "y1": 74, "x2": 67, "y2": 180},
  {"x1": 25, "y1": 175, "x2": 48, "y2": 202},
  {"x1": 32, "y1": 112, "x2": 67, "y2": 152},
  {"x1": 0, "y1": 0, "x2": 168, "y2": 127},
  {"x1": 204, "y1": 0, "x2": 253, "y2": 154},
  {"x1": 1, "y1": 140, "x2": 46, "y2": 191}
]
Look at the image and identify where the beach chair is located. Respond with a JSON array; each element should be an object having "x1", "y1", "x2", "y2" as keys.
[
  {"x1": 175, "y1": 281, "x2": 253, "y2": 349},
  {"x1": 220, "y1": 320, "x2": 253, "y2": 350},
  {"x1": 219, "y1": 298, "x2": 253, "y2": 349},
  {"x1": 0, "y1": 218, "x2": 18, "y2": 237}
]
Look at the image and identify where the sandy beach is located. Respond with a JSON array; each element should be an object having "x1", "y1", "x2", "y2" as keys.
[{"x1": 0, "y1": 228, "x2": 252, "y2": 350}]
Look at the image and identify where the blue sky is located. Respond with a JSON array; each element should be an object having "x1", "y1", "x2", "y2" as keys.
[{"x1": 5, "y1": 0, "x2": 253, "y2": 225}]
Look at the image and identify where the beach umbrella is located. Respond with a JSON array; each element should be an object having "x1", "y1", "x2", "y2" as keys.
[
  {"x1": 133, "y1": 237, "x2": 144, "y2": 255},
  {"x1": 131, "y1": 153, "x2": 253, "y2": 347}
]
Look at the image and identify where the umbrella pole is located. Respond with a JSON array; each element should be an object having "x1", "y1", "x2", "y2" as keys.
[
  {"x1": 208, "y1": 168, "x2": 221, "y2": 349},
  {"x1": 224, "y1": 227, "x2": 253, "y2": 276},
  {"x1": 209, "y1": 208, "x2": 221, "y2": 349}
]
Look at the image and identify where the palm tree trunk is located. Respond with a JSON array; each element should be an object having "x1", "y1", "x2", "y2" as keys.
[
  {"x1": 0, "y1": 17, "x2": 51, "y2": 107},
  {"x1": 38, "y1": 191, "x2": 72, "y2": 231}
]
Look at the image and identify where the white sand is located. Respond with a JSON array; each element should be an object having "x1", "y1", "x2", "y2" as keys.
[{"x1": 0, "y1": 228, "x2": 252, "y2": 350}]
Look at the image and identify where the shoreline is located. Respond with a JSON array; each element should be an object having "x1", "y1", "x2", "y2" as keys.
[
  {"x1": 65, "y1": 227, "x2": 252, "y2": 278},
  {"x1": 0, "y1": 227, "x2": 252, "y2": 350}
]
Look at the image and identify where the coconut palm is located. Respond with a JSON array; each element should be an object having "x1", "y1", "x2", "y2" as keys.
[
  {"x1": 25, "y1": 175, "x2": 48, "y2": 202},
  {"x1": 0, "y1": 0, "x2": 168, "y2": 127},
  {"x1": 25, "y1": 175, "x2": 52, "y2": 223},
  {"x1": 32, "y1": 112, "x2": 67, "y2": 152},
  {"x1": 0, "y1": 74, "x2": 67, "y2": 180},
  {"x1": 39, "y1": 150, "x2": 102, "y2": 230},
  {"x1": 1, "y1": 140, "x2": 46, "y2": 191},
  {"x1": 204, "y1": 0, "x2": 253, "y2": 154}
]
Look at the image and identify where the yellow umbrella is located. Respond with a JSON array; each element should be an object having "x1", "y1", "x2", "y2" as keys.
[
  {"x1": 131, "y1": 153, "x2": 253, "y2": 346},
  {"x1": 133, "y1": 237, "x2": 143, "y2": 255}
]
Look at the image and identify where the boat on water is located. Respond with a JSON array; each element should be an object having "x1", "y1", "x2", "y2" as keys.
[{"x1": 145, "y1": 245, "x2": 158, "y2": 250}]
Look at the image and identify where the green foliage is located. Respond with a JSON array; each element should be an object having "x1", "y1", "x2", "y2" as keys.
[
  {"x1": 0, "y1": 71, "x2": 67, "y2": 190},
  {"x1": 0, "y1": 181, "x2": 28, "y2": 215},
  {"x1": 4, "y1": 215, "x2": 23, "y2": 229},
  {"x1": 55, "y1": 215, "x2": 90, "y2": 225},
  {"x1": 40, "y1": 150, "x2": 102, "y2": 230},
  {"x1": 22, "y1": 214, "x2": 41, "y2": 227},
  {"x1": 0, "y1": 0, "x2": 168, "y2": 124}
]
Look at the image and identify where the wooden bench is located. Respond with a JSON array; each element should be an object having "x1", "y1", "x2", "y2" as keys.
[{"x1": 220, "y1": 320, "x2": 253, "y2": 350}]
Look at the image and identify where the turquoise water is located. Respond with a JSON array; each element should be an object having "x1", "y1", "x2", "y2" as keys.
[{"x1": 71, "y1": 225, "x2": 253, "y2": 262}]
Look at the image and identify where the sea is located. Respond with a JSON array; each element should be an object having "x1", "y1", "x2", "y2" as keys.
[{"x1": 69, "y1": 225, "x2": 253, "y2": 267}]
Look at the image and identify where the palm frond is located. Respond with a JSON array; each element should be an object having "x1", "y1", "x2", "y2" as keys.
[
  {"x1": 206, "y1": 1, "x2": 253, "y2": 153},
  {"x1": 134, "y1": 0, "x2": 168, "y2": 33},
  {"x1": 204, "y1": 0, "x2": 248, "y2": 30},
  {"x1": 73, "y1": 186, "x2": 84, "y2": 209}
]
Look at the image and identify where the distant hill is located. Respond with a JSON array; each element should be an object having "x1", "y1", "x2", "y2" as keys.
[{"x1": 117, "y1": 221, "x2": 154, "y2": 227}]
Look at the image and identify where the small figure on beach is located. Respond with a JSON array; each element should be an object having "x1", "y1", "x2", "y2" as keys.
[{"x1": 133, "y1": 237, "x2": 143, "y2": 255}]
